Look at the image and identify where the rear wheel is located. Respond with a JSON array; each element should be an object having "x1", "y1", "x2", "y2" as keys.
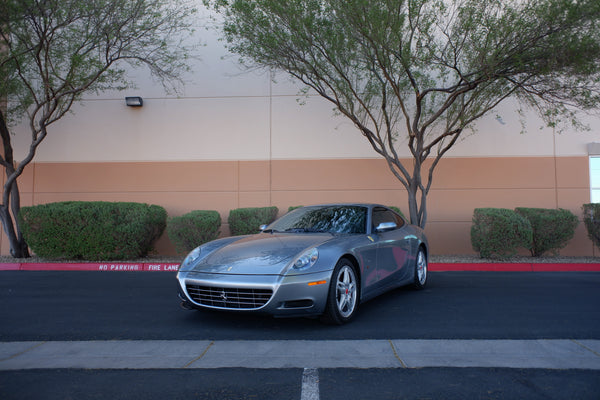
[
  {"x1": 413, "y1": 248, "x2": 428, "y2": 289},
  {"x1": 322, "y1": 258, "x2": 359, "y2": 325}
]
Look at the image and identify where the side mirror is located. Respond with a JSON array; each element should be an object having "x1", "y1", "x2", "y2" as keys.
[
  {"x1": 375, "y1": 222, "x2": 397, "y2": 233},
  {"x1": 260, "y1": 224, "x2": 268, "y2": 231}
]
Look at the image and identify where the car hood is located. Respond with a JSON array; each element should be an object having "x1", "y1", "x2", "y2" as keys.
[{"x1": 190, "y1": 233, "x2": 333, "y2": 275}]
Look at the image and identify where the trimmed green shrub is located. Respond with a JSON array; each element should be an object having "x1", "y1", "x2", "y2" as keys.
[
  {"x1": 471, "y1": 208, "x2": 533, "y2": 259},
  {"x1": 288, "y1": 206, "x2": 303, "y2": 212},
  {"x1": 583, "y1": 203, "x2": 600, "y2": 251},
  {"x1": 167, "y1": 210, "x2": 221, "y2": 254},
  {"x1": 228, "y1": 206, "x2": 278, "y2": 235},
  {"x1": 19, "y1": 201, "x2": 166, "y2": 260},
  {"x1": 515, "y1": 207, "x2": 579, "y2": 256}
]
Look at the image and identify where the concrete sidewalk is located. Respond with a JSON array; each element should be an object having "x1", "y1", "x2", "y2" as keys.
[{"x1": 1, "y1": 339, "x2": 599, "y2": 370}]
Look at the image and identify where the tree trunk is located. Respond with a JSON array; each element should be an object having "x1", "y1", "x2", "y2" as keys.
[
  {"x1": 407, "y1": 184, "x2": 420, "y2": 227},
  {"x1": 0, "y1": 202, "x2": 29, "y2": 258},
  {"x1": 0, "y1": 110, "x2": 30, "y2": 258},
  {"x1": 0, "y1": 177, "x2": 30, "y2": 258},
  {"x1": 406, "y1": 157, "x2": 428, "y2": 229}
]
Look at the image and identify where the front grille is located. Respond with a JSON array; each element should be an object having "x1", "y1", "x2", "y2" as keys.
[{"x1": 186, "y1": 284, "x2": 273, "y2": 310}]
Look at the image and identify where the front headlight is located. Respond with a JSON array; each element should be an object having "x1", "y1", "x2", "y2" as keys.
[
  {"x1": 180, "y1": 246, "x2": 201, "y2": 271},
  {"x1": 293, "y1": 248, "x2": 319, "y2": 270}
]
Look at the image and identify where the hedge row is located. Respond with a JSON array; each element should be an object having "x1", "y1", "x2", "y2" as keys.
[
  {"x1": 471, "y1": 208, "x2": 533, "y2": 259},
  {"x1": 19, "y1": 202, "x2": 597, "y2": 260},
  {"x1": 18, "y1": 203, "x2": 283, "y2": 260},
  {"x1": 166, "y1": 206, "x2": 281, "y2": 253},
  {"x1": 471, "y1": 207, "x2": 580, "y2": 259},
  {"x1": 18, "y1": 203, "x2": 285, "y2": 259},
  {"x1": 169, "y1": 205, "x2": 404, "y2": 251},
  {"x1": 19, "y1": 201, "x2": 166, "y2": 261},
  {"x1": 516, "y1": 207, "x2": 579, "y2": 256},
  {"x1": 228, "y1": 206, "x2": 278, "y2": 236},
  {"x1": 167, "y1": 210, "x2": 221, "y2": 254}
]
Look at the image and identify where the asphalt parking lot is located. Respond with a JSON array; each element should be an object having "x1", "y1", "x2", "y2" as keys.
[{"x1": 0, "y1": 270, "x2": 599, "y2": 399}]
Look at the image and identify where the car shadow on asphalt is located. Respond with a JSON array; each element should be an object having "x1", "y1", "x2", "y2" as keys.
[{"x1": 176, "y1": 283, "x2": 428, "y2": 340}]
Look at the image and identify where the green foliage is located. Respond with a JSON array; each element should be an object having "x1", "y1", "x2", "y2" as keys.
[
  {"x1": 288, "y1": 206, "x2": 303, "y2": 212},
  {"x1": 515, "y1": 207, "x2": 579, "y2": 256},
  {"x1": 207, "y1": 0, "x2": 600, "y2": 228},
  {"x1": 1, "y1": 0, "x2": 196, "y2": 122},
  {"x1": 18, "y1": 201, "x2": 166, "y2": 260},
  {"x1": 228, "y1": 207, "x2": 278, "y2": 235},
  {"x1": 471, "y1": 208, "x2": 533, "y2": 259},
  {"x1": 167, "y1": 210, "x2": 221, "y2": 254},
  {"x1": 582, "y1": 203, "x2": 600, "y2": 251},
  {"x1": 0, "y1": 0, "x2": 195, "y2": 257}
]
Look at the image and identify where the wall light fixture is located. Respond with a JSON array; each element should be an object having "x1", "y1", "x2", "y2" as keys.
[{"x1": 125, "y1": 96, "x2": 143, "y2": 107}]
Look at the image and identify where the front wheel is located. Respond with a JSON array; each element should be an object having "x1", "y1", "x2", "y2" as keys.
[
  {"x1": 413, "y1": 248, "x2": 428, "y2": 289},
  {"x1": 322, "y1": 258, "x2": 359, "y2": 325}
]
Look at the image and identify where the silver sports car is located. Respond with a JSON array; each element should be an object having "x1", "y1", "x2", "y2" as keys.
[{"x1": 177, "y1": 203, "x2": 428, "y2": 324}]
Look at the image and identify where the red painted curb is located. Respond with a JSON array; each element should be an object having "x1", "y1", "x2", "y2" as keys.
[
  {"x1": 0, "y1": 263, "x2": 20, "y2": 271},
  {"x1": 429, "y1": 263, "x2": 600, "y2": 272},
  {"x1": 430, "y1": 263, "x2": 532, "y2": 272},
  {"x1": 1, "y1": 262, "x2": 181, "y2": 272},
  {"x1": 0, "y1": 262, "x2": 598, "y2": 272},
  {"x1": 531, "y1": 263, "x2": 600, "y2": 272}
]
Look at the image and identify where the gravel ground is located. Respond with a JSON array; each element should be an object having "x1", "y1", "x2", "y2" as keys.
[{"x1": 1, "y1": 254, "x2": 598, "y2": 264}]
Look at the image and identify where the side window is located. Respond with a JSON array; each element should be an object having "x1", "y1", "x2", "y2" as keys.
[
  {"x1": 372, "y1": 207, "x2": 405, "y2": 230},
  {"x1": 391, "y1": 210, "x2": 405, "y2": 228}
]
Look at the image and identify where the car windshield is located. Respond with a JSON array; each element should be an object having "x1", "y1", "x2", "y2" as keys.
[{"x1": 266, "y1": 205, "x2": 367, "y2": 234}]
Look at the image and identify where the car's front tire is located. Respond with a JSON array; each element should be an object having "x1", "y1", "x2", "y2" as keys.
[{"x1": 322, "y1": 258, "x2": 359, "y2": 325}]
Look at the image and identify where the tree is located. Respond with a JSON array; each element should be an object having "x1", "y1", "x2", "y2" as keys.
[
  {"x1": 206, "y1": 0, "x2": 600, "y2": 228},
  {"x1": 0, "y1": 0, "x2": 196, "y2": 257}
]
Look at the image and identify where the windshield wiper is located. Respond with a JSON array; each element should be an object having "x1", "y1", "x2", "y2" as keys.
[
  {"x1": 284, "y1": 228, "x2": 308, "y2": 233},
  {"x1": 284, "y1": 228, "x2": 331, "y2": 234},
  {"x1": 261, "y1": 228, "x2": 280, "y2": 234}
]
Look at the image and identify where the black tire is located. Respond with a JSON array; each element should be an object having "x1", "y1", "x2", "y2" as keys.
[
  {"x1": 321, "y1": 258, "x2": 359, "y2": 325},
  {"x1": 413, "y1": 247, "x2": 428, "y2": 289}
]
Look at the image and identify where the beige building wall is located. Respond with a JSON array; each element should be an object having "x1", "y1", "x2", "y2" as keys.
[
  {"x1": 4, "y1": 155, "x2": 596, "y2": 257},
  {"x1": 5, "y1": 7, "x2": 599, "y2": 257}
]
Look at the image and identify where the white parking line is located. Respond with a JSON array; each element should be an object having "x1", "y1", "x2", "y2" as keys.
[{"x1": 301, "y1": 368, "x2": 319, "y2": 400}]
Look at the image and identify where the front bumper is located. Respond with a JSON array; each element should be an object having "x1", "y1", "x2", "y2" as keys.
[{"x1": 177, "y1": 270, "x2": 333, "y2": 317}]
